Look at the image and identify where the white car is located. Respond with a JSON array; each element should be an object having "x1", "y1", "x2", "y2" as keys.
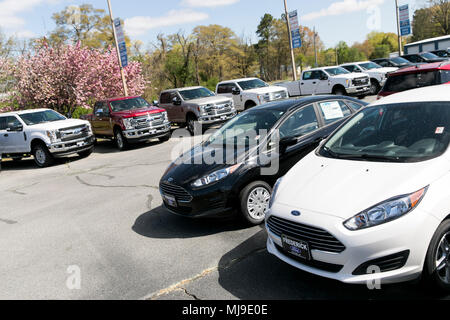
[
  {"x1": 340, "y1": 61, "x2": 398, "y2": 95},
  {"x1": 216, "y1": 78, "x2": 288, "y2": 111},
  {"x1": 0, "y1": 108, "x2": 95, "y2": 167},
  {"x1": 275, "y1": 66, "x2": 371, "y2": 98},
  {"x1": 266, "y1": 84, "x2": 450, "y2": 290}
]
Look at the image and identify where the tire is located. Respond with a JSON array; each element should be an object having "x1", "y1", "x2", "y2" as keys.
[
  {"x1": 333, "y1": 87, "x2": 346, "y2": 96},
  {"x1": 370, "y1": 80, "x2": 380, "y2": 95},
  {"x1": 158, "y1": 134, "x2": 170, "y2": 143},
  {"x1": 114, "y1": 129, "x2": 128, "y2": 151},
  {"x1": 32, "y1": 143, "x2": 54, "y2": 168},
  {"x1": 78, "y1": 149, "x2": 93, "y2": 158},
  {"x1": 239, "y1": 181, "x2": 272, "y2": 225},
  {"x1": 186, "y1": 114, "x2": 198, "y2": 136},
  {"x1": 423, "y1": 219, "x2": 450, "y2": 292}
]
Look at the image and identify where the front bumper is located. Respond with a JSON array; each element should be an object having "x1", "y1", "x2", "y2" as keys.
[
  {"x1": 47, "y1": 135, "x2": 95, "y2": 156},
  {"x1": 123, "y1": 122, "x2": 171, "y2": 141},
  {"x1": 266, "y1": 202, "x2": 440, "y2": 284},
  {"x1": 346, "y1": 85, "x2": 371, "y2": 95},
  {"x1": 198, "y1": 110, "x2": 237, "y2": 125}
]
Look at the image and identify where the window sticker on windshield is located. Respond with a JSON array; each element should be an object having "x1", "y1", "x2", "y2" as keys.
[
  {"x1": 320, "y1": 101, "x2": 344, "y2": 120},
  {"x1": 435, "y1": 127, "x2": 445, "y2": 134}
]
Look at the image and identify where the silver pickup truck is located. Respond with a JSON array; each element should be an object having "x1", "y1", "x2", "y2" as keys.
[{"x1": 159, "y1": 86, "x2": 237, "y2": 135}]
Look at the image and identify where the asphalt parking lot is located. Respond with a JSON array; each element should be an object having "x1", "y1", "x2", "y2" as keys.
[{"x1": 1, "y1": 95, "x2": 449, "y2": 300}]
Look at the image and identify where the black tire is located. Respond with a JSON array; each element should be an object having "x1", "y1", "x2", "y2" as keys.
[
  {"x1": 245, "y1": 101, "x2": 256, "y2": 110},
  {"x1": 114, "y1": 129, "x2": 128, "y2": 151},
  {"x1": 333, "y1": 86, "x2": 346, "y2": 96},
  {"x1": 423, "y1": 219, "x2": 450, "y2": 292},
  {"x1": 370, "y1": 80, "x2": 381, "y2": 95},
  {"x1": 186, "y1": 114, "x2": 198, "y2": 136},
  {"x1": 32, "y1": 143, "x2": 54, "y2": 168},
  {"x1": 239, "y1": 181, "x2": 272, "y2": 225},
  {"x1": 158, "y1": 134, "x2": 170, "y2": 143},
  {"x1": 357, "y1": 95, "x2": 367, "y2": 100},
  {"x1": 78, "y1": 149, "x2": 93, "y2": 158}
]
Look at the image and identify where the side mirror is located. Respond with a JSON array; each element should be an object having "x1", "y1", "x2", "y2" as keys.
[
  {"x1": 320, "y1": 75, "x2": 329, "y2": 81},
  {"x1": 153, "y1": 100, "x2": 159, "y2": 106},
  {"x1": 172, "y1": 97, "x2": 182, "y2": 105},
  {"x1": 232, "y1": 87, "x2": 241, "y2": 95},
  {"x1": 7, "y1": 124, "x2": 23, "y2": 132},
  {"x1": 279, "y1": 136, "x2": 298, "y2": 154}
]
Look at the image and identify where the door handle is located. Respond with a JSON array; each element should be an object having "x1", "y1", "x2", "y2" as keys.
[
  {"x1": 301, "y1": 83, "x2": 304, "y2": 85},
  {"x1": 4, "y1": 134, "x2": 8, "y2": 137},
  {"x1": 312, "y1": 82, "x2": 317, "y2": 84}
]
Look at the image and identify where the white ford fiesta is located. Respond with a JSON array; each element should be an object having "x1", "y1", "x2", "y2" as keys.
[{"x1": 266, "y1": 84, "x2": 450, "y2": 291}]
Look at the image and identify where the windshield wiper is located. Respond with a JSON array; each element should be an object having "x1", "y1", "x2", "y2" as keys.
[{"x1": 322, "y1": 147, "x2": 401, "y2": 161}]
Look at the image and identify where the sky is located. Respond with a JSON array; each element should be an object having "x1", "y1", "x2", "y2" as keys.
[{"x1": 0, "y1": 0, "x2": 425, "y2": 48}]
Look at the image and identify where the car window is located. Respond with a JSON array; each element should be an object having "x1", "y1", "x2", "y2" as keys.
[
  {"x1": 217, "y1": 84, "x2": 234, "y2": 94},
  {"x1": 0, "y1": 116, "x2": 21, "y2": 130},
  {"x1": 303, "y1": 71, "x2": 313, "y2": 80},
  {"x1": 160, "y1": 92, "x2": 171, "y2": 104},
  {"x1": 278, "y1": 104, "x2": 319, "y2": 138},
  {"x1": 440, "y1": 70, "x2": 450, "y2": 83},
  {"x1": 318, "y1": 100, "x2": 351, "y2": 125},
  {"x1": 344, "y1": 100, "x2": 364, "y2": 111},
  {"x1": 179, "y1": 87, "x2": 215, "y2": 100},
  {"x1": 94, "y1": 102, "x2": 109, "y2": 116},
  {"x1": 19, "y1": 110, "x2": 66, "y2": 125},
  {"x1": 377, "y1": 60, "x2": 389, "y2": 67},
  {"x1": 407, "y1": 55, "x2": 421, "y2": 63},
  {"x1": 342, "y1": 65, "x2": 359, "y2": 73},
  {"x1": 384, "y1": 71, "x2": 439, "y2": 92}
]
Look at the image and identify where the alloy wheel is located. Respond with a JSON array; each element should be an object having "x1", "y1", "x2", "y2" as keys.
[
  {"x1": 435, "y1": 231, "x2": 450, "y2": 284},
  {"x1": 35, "y1": 148, "x2": 46, "y2": 165}
]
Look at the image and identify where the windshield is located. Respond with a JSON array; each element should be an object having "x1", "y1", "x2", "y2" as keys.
[
  {"x1": 19, "y1": 110, "x2": 66, "y2": 125},
  {"x1": 359, "y1": 62, "x2": 382, "y2": 70},
  {"x1": 324, "y1": 67, "x2": 350, "y2": 76},
  {"x1": 110, "y1": 97, "x2": 150, "y2": 112},
  {"x1": 421, "y1": 52, "x2": 440, "y2": 60},
  {"x1": 320, "y1": 102, "x2": 450, "y2": 163},
  {"x1": 391, "y1": 57, "x2": 412, "y2": 65},
  {"x1": 205, "y1": 109, "x2": 285, "y2": 147},
  {"x1": 237, "y1": 79, "x2": 268, "y2": 90},
  {"x1": 179, "y1": 87, "x2": 215, "y2": 101}
]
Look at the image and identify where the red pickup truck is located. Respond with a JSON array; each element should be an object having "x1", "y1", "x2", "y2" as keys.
[{"x1": 81, "y1": 96, "x2": 171, "y2": 150}]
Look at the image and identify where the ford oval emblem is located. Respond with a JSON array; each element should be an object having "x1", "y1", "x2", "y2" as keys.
[
  {"x1": 291, "y1": 210, "x2": 301, "y2": 217},
  {"x1": 167, "y1": 177, "x2": 174, "y2": 183}
]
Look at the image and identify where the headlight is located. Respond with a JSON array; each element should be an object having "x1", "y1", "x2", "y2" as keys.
[
  {"x1": 346, "y1": 79, "x2": 350, "y2": 87},
  {"x1": 199, "y1": 104, "x2": 213, "y2": 115},
  {"x1": 344, "y1": 187, "x2": 428, "y2": 231},
  {"x1": 46, "y1": 130, "x2": 58, "y2": 143},
  {"x1": 122, "y1": 118, "x2": 134, "y2": 130},
  {"x1": 161, "y1": 111, "x2": 168, "y2": 121},
  {"x1": 191, "y1": 163, "x2": 241, "y2": 188},
  {"x1": 269, "y1": 177, "x2": 283, "y2": 209}
]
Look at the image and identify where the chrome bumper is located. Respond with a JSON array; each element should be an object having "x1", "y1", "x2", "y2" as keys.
[
  {"x1": 198, "y1": 111, "x2": 236, "y2": 125},
  {"x1": 47, "y1": 135, "x2": 95, "y2": 155},
  {"x1": 123, "y1": 122, "x2": 171, "y2": 140},
  {"x1": 346, "y1": 85, "x2": 371, "y2": 94}
]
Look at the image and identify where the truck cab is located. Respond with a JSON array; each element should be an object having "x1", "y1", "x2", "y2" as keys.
[
  {"x1": 216, "y1": 78, "x2": 288, "y2": 111},
  {"x1": 82, "y1": 96, "x2": 171, "y2": 151}
]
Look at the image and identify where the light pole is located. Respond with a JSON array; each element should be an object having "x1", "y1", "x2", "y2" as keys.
[
  {"x1": 107, "y1": 0, "x2": 128, "y2": 96},
  {"x1": 395, "y1": 0, "x2": 403, "y2": 56},
  {"x1": 283, "y1": 0, "x2": 297, "y2": 81}
]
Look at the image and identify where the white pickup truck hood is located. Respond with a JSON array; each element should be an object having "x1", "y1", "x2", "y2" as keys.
[
  {"x1": 245, "y1": 86, "x2": 287, "y2": 95},
  {"x1": 27, "y1": 119, "x2": 89, "y2": 131},
  {"x1": 331, "y1": 73, "x2": 370, "y2": 80},
  {"x1": 185, "y1": 96, "x2": 232, "y2": 105},
  {"x1": 365, "y1": 67, "x2": 398, "y2": 75},
  {"x1": 275, "y1": 151, "x2": 446, "y2": 220}
]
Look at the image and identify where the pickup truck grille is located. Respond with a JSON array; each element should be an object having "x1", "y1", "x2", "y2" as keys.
[
  {"x1": 352, "y1": 77, "x2": 370, "y2": 86},
  {"x1": 58, "y1": 125, "x2": 89, "y2": 142},
  {"x1": 134, "y1": 113, "x2": 165, "y2": 129},
  {"x1": 210, "y1": 103, "x2": 232, "y2": 115}
]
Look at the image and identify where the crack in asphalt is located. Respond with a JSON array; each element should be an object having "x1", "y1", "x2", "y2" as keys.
[
  {"x1": 143, "y1": 246, "x2": 267, "y2": 300},
  {"x1": 75, "y1": 176, "x2": 159, "y2": 190},
  {"x1": 0, "y1": 218, "x2": 18, "y2": 225},
  {"x1": 7, "y1": 182, "x2": 40, "y2": 196}
]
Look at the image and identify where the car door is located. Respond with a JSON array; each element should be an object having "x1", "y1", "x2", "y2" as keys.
[
  {"x1": 316, "y1": 70, "x2": 331, "y2": 94},
  {"x1": 275, "y1": 104, "x2": 323, "y2": 177},
  {"x1": 92, "y1": 102, "x2": 111, "y2": 136},
  {"x1": 0, "y1": 115, "x2": 26, "y2": 154},
  {"x1": 300, "y1": 71, "x2": 316, "y2": 95},
  {"x1": 159, "y1": 92, "x2": 177, "y2": 122}
]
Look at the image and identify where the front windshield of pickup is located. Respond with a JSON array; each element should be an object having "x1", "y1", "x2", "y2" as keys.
[
  {"x1": 179, "y1": 87, "x2": 215, "y2": 101},
  {"x1": 237, "y1": 79, "x2": 269, "y2": 90},
  {"x1": 324, "y1": 67, "x2": 350, "y2": 76},
  {"x1": 110, "y1": 97, "x2": 150, "y2": 112},
  {"x1": 359, "y1": 62, "x2": 382, "y2": 70},
  {"x1": 19, "y1": 110, "x2": 66, "y2": 125}
]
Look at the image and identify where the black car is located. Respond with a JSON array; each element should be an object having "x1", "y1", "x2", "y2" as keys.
[
  {"x1": 159, "y1": 96, "x2": 367, "y2": 225},
  {"x1": 401, "y1": 52, "x2": 447, "y2": 63},
  {"x1": 371, "y1": 57, "x2": 418, "y2": 69}
]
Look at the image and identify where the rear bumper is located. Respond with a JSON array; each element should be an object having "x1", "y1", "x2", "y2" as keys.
[
  {"x1": 47, "y1": 135, "x2": 95, "y2": 156},
  {"x1": 198, "y1": 110, "x2": 237, "y2": 125},
  {"x1": 124, "y1": 122, "x2": 171, "y2": 141}
]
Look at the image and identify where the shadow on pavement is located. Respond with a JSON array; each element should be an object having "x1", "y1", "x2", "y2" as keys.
[
  {"x1": 0, "y1": 154, "x2": 87, "y2": 171},
  {"x1": 132, "y1": 205, "x2": 249, "y2": 239},
  {"x1": 217, "y1": 229, "x2": 449, "y2": 300},
  {"x1": 92, "y1": 139, "x2": 163, "y2": 154}
]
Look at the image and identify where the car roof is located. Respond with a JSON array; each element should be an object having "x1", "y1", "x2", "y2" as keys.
[
  {"x1": 247, "y1": 95, "x2": 367, "y2": 112},
  {"x1": 161, "y1": 86, "x2": 206, "y2": 93},
  {"x1": 217, "y1": 77, "x2": 259, "y2": 84},
  {"x1": 341, "y1": 61, "x2": 371, "y2": 66},
  {"x1": 388, "y1": 61, "x2": 450, "y2": 75},
  {"x1": 372, "y1": 84, "x2": 450, "y2": 106},
  {"x1": 99, "y1": 96, "x2": 141, "y2": 102},
  {"x1": 0, "y1": 108, "x2": 51, "y2": 117}
]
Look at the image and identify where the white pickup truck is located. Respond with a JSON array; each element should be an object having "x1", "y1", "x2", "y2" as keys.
[
  {"x1": 216, "y1": 77, "x2": 288, "y2": 111},
  {"x1": 275, "y1": 66, "x2": 371, "y2": 98},
  {"x1": 340, "y1": 61, "x2": 398, "y2": 95},
  {"x1": 0, "y1": 108, "x2": 95, "y2": 167}
]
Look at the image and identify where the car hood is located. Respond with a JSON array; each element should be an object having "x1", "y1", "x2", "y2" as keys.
[
  {"x1": 245, "y1": 86, "x2": 287, "y2": 95},
  {"x1": 331, "y1": 73, "x2": 370, "y2": 80},
  {"x1": 184, "y1": 96, "x2": 232, "y2": 106},
  {"x1": 365, "y1": 67, "x2": 398, "y2": 74},
  {"x1": 274, "y1": 151, "x2": 446, "y2": 219},
  {"x1": 28, "y1": 118, "x2": 89, "y2": 131},
  {"x1": 111, "y1": 106, "x2": 165, "y2": 118},
  {"x1": 161, "y1": 144, "x2": 249, "y2": 186}
]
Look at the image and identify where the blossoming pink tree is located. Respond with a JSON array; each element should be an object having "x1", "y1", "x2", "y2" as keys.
[{"x1": 3, "y1": 42, "x2": 146, "y2": 115}]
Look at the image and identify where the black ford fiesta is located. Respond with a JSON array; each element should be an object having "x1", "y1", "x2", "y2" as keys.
[{"x1": 160, "y1": 95, "x2": 367, "y2": 225}]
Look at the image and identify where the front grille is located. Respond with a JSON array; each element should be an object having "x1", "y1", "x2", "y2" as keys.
[
  {"x1": 352, "y1": 77, "x2": 370, "y2": 86},
  {"x1": 159, "y1": 182, "x2": 192, "y2": 202},
  {"x1": 58, "y1": 125, "x2": 89, "y2": 142},
  {"x1": 352, "y1": 250, "x2": 410, "y2": 275},
  {"x1": 274, "y1": 244, "x2": 344, "y2": 273},
  {"x1": 134, "y1": 114, "x2": 165, "y2": 129},
  {"x1": 267, "y1": 216, "x2": 346, "y2": 253}
]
